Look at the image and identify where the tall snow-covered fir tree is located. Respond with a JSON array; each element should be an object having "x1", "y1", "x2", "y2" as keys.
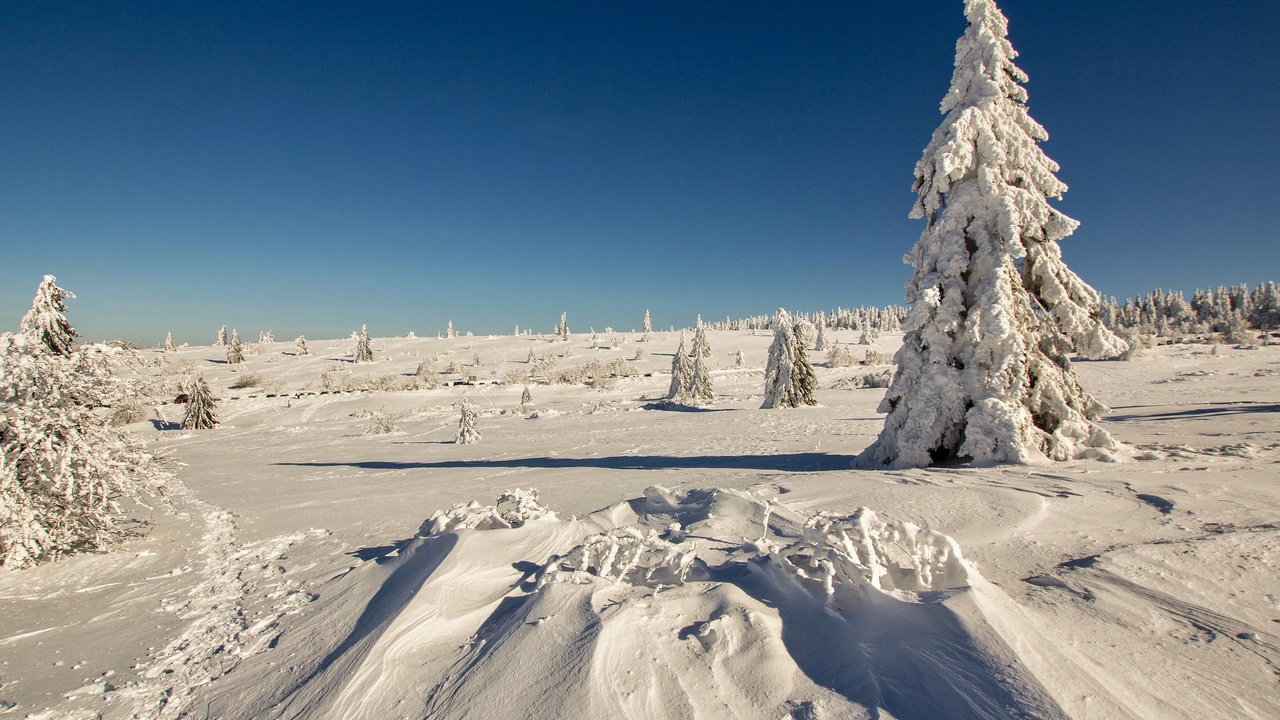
[
  {"x1": 1, "y1": 333, "x2": 169, "y2": 569},
  {"x1": 642, "y1": 309, "x2": 652, "y2": 341},
  {"x1": 354, "y1": 324, "x2": 374, "y2": 363},
  {"x1": 519, "y1": 385, "x2": 533, "y2": 409},
  {"x1": 163, "y1": 332, "x2": 177, "y2": 352},
  {"x1": 689, "y1": 350, "x2": 714, "y2": 403},
  {"x1": 692, "y1": 318, "x2": 712, "y2": 358},
  {"x1": 667, "y1": 332, "x2": 694, "y2": 401},
  {"x1": 814, "y1": 323, "x2": 829, "y2": 351},
  {"x1": 227, "y1": 330, "x2": 244, "y2": 365},
  {"x1": 446, "y1": 321, "x2": 455, "y2": 339},
  {"x1": 216, "y1": 325, "x2": 227, "y2": 346},
  {"x1": 865, "y1": 0, "x2": 1125, "y2": 468},
  {"x1": 790, "y1": 321, "x2": 818, "y2": 406},
  {"x1": 456, "y1": 399, "x2": 481, "y2": 444},
  {"x1": 182, "y1": 375, "x2": 218, "y2": 430},
  {"x1": 19, "y1": 276, "x2": 77, "y2": 357},
  {"x1": 762, "y1": 310, "x2": 818, "y2": 409},
  {"x1": 762, "y1": 310, "x2": 794, "y2": 408},
  {"x1": 558, "y1": 313, "x2": 569, "y2": 341}
]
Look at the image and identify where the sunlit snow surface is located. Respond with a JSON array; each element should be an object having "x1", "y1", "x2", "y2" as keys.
[{"x1": 2, "y1": 329, "x2": 1278, "y2": 719}]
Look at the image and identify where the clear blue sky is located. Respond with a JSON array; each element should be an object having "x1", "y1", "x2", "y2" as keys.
[{"x1": 2, "y1": 1, "x2": 1277, "y2": 343}]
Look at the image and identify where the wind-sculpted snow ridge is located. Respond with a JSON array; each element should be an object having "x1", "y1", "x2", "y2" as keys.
[{"x1": 197, "y1": 485, "x2": 1135, "y2": 719}]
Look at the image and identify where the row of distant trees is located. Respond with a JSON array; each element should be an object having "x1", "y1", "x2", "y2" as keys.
[{"x1": 1100, "y1": 282, "x2": 1280, "y2": 340}]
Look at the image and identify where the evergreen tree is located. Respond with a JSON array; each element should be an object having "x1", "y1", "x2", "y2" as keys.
[
  {"x1": 456, "y1": 399, "x2": 481, "y2": 444},
  {"x1": 735, "y1": 350, "x2": 745, "y2": 367},
  {"x1": 866, "y1": 0, "x2": 1124, "y2": 468},
  {"x1": 762, "y1": 310, "x2": 798, "y2": 409},
  {"x1": 227, "y1": 330, "x2": 244, "y2": 365},
  {"x1": 0, "y1": 332, "x2": 169, "y2": 569},
  {"x1": 667, "y1": 332, "x2": 694, "y2": 401},
  {"x1": 642, "y1": 309, "x2": 653, "y2": 341},
  {"x1": 182, "y1": 375, "x2": 218, "y2": 430},
  {"x1": 790, "y1": 321, "x2": 818, "y2": 406},
  {"x1": 19, "y1": 275, "x2": 77, "y2": 357},
  {"x1": 519, "y1": 385, "x2": 533, "y2": 410},
  {"x1": 447, "y1": 321, "x2": 455, "y2": 339},
  {"x1": 692, "y1": 318, "x2": 712, "y2": 358},
  {"x1": 814, "y1": 323, "x2": 829, "y2": 351},
  {"x1": 216, "y1": 326, "x2": 228, "y2": 346},
  {"x1": 689, "y1": 350, "x2": 714, "y2": 403},
  {"x1": 354, "y1": 324, "x2": 374, "y2": 363},
  {"x1": 258, "y1": 330, "x2": 275, "y2": 344},
  {"x1": 558, "y1": 313, "x2": 569, "y2": 341},
  {"x1": 295, "y1": 336, "x2": 309, "y2": 356},
  {"x1": 163, "y1": 332, "x2": 177, "y2": 352}
]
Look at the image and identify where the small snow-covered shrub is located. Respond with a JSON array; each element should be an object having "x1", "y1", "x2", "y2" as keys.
[
  {"x1": 861, "y1": 350, "x2": 891, "y2": 366},
  {"x1": 503, "y1": 368, "x2": 530, "y2": 385},
  {"x1": 826, "y1": 344, "x2": 855, "y2": 368},
  {"x1": 106, "y1": 402, "x2": 149, "y2": 427},
  {"x1": 229, "y1": 373, "x2": 262, "y2": 389},
  {"x1": 859, "y1": 369, "x2": 893, "y2": 389},
  {"x1": 364, "y1": 409, "x2": 400, "y2": 435}
]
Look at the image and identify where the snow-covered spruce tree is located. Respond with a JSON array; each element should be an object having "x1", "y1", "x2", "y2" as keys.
[
  {"x1": 865, "y1": 0, "x2": 1125, "y2": 468},
  {"x1": 762, "y1": 310, "x2": 797, "y2": 408},
  {"x1": 163, "y1": 332, "x2": 177, "y2": 352},
  {"x1": 0, "y1": 333, "x2": 169, "y2": 568},
  {"x1": 446, "y1": 321, "x2": 455, "y2": 339},
  {"x1": 519, "y1": 385, "x2": 533, "y2": 411},
  {"x1": 295, "y1": 335, "x2": 309, "y2": 356},
  {"x1": 182, "y1": 375, "x2": 218, "y2": 430},
  {"x1": 227, "y1": 330, "x2": 244, "y2": 365},
  {"x1": 259, "y1": 330, "x2": 275, "y2": 344},
  {"x1": 216, "y1": 325, "x2": 227, "y2": 346},
  {"x1": 558, "y1": 313, "x2": 569, "y2": 341},
  {"x1": 354, "y1": 324, "x2": 373, "y2": 363},
  {"x1": 19, "y1": 275, "x2": 77, "y2": 357},
  {"x1": 689, "y1": 350, "x2": 714, "y2": 403},
  {"x1": 642, "y1": 309, "x2": 652, "y2": 341},
  {"x1": 456, "y1": 399, "x2": 481, "y2": 444},
  {"x1": 790, "y1": 320, "x2": 819, "y2": 406},
  {"x1": 814, "y1": 323, "x2": 829, "y2": 352},
  {"x1": 692, "y1": 318, "x2": 712, "y2": 358},
  {"x1": 667, "y1": 332, "x2": 694, "y2": 401}
]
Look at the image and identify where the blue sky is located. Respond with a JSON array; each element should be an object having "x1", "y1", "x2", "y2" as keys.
[{"x1": 2, "y1": 1, "x2": 1277, "y2": 343}]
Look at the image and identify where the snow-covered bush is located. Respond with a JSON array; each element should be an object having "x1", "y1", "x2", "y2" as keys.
[
  {"x1": 364, "y1": 409, "x2": 400, "y2": 435},
  {"x1": 229, "y1": 373, "x2": 262, "y2": 389},
  {"x1": 826, "y1": 344, "x2": 855, "y2": 368},
  {"x1": 295, "y1": 336, "x2": 309, "y2": 356},
  {"x1": 1, "y1": 333, "x2": 169, "y2": 569},
  {"x1": 456, "y1": 399, "x2": 481, "y2": 444},
  {"x1": 182, "y1": 375, "x2": 218, "y2": 430},
  {"x1": 860, "y1": 370, "x2": 893, "y2": 389}
]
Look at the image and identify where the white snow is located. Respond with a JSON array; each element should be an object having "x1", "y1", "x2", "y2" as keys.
[{"x1": 1, "y1": 328, "x2": 1278, "y2": 718}]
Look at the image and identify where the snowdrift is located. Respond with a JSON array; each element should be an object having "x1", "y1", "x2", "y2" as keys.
[{"x1": 198, "y1": 486, "x2": 1139, "y2": 719}]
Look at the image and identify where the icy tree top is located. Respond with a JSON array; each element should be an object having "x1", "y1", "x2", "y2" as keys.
[
  {"x1": 19, "y1": 275, "x2": 77, "y2": 357},
  {"x1": 912, "y1": 0, "x2": 1074, "y2": 244}
]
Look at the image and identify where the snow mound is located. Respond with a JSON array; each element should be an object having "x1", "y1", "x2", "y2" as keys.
[
  {"x1": 200, "y1": 486, "x2": 1116, "y2": 719},
  {"x1": 420, "y1": 488, "x2": 554, "y2": 535},
  {"x1": 780, "y1": 507, "x2": 971, "y2": 597}
]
